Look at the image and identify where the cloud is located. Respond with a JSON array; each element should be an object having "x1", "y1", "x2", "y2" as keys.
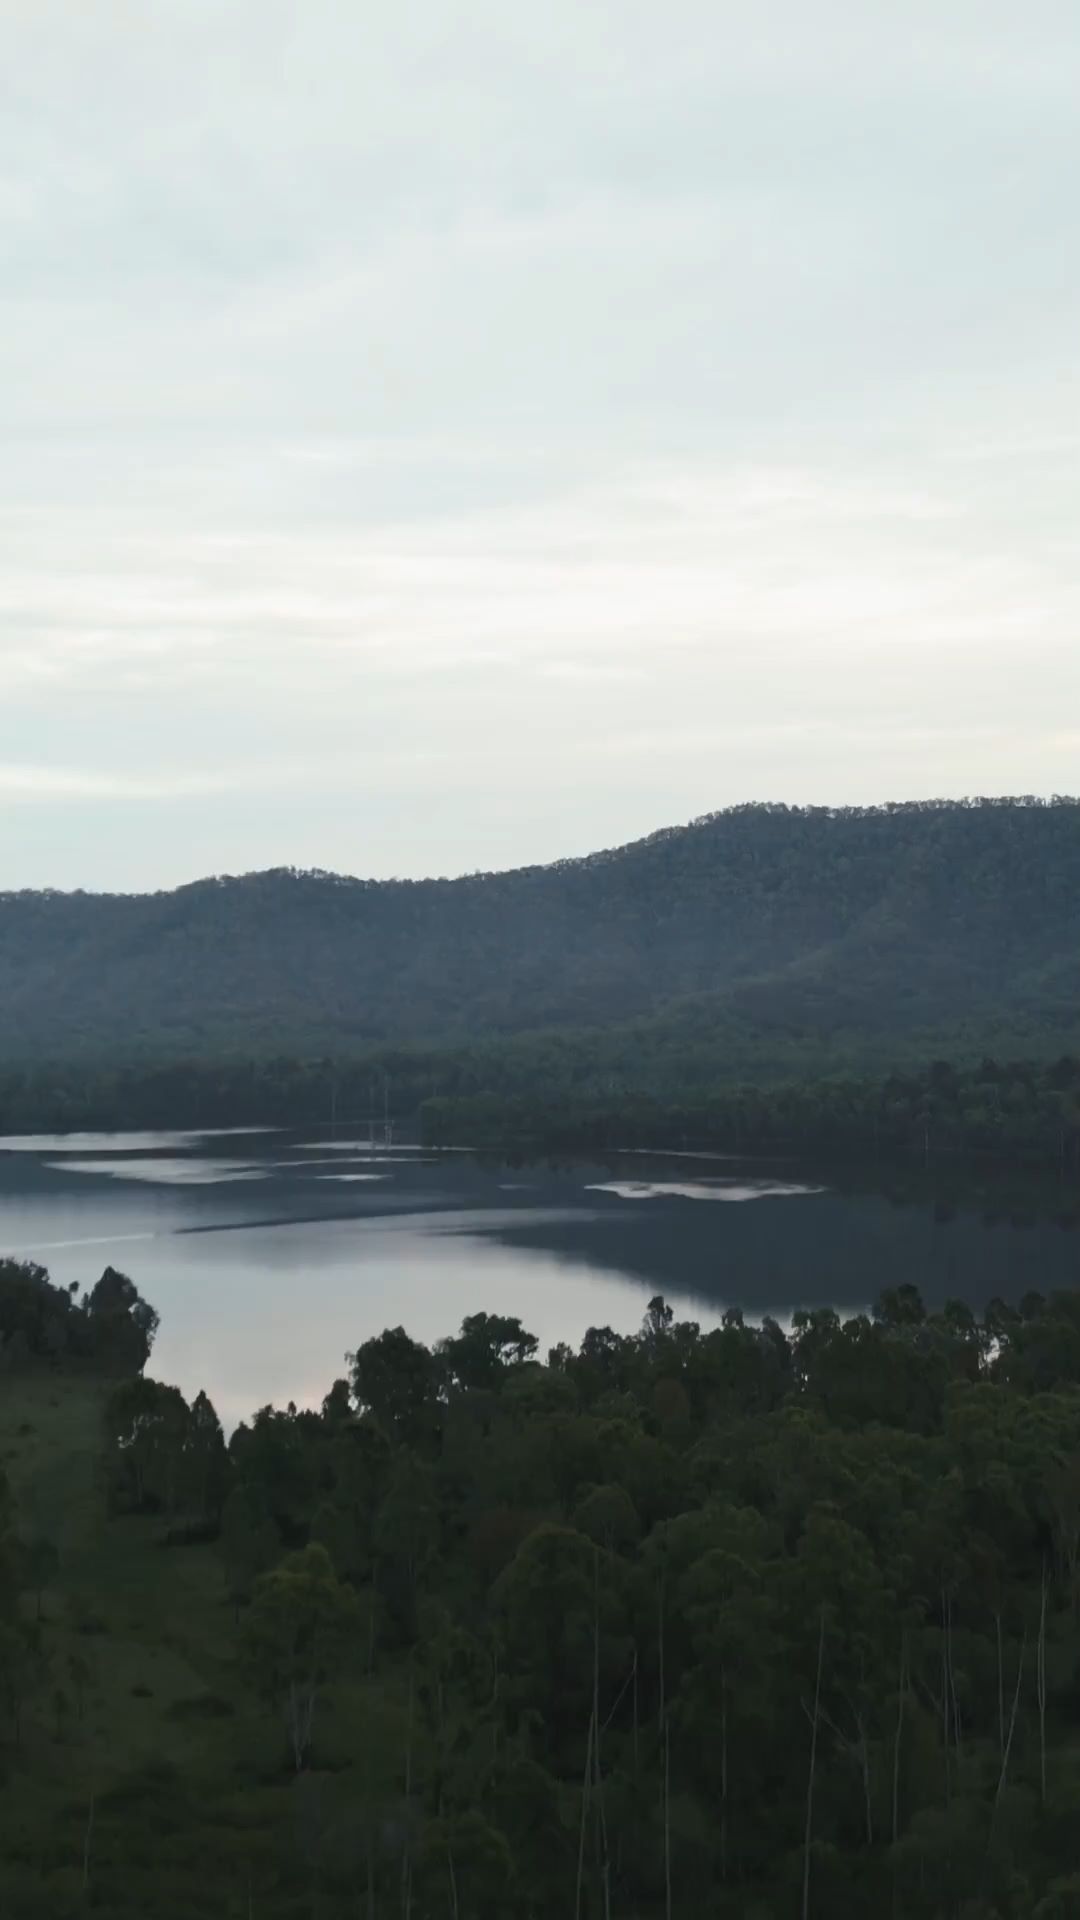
[
  {"x1": 3, "y1": 456, "x2": 1073, "y2": 685},
  {"x1": 0, "y1": 1, "x2": 1078, "y2": 887},
  {"x1": 0, "y1": 766, "x2": 234, "y2": 801}
]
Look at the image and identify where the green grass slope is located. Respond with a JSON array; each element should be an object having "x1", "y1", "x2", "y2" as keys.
[{"x1": 0, "y1": 1374, "x2": 405, "y2": 1918}]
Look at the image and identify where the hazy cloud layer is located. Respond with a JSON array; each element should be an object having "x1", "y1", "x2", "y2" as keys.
[{"x1": 3, "y1": 1, "x2": 1078, "y2": 888}]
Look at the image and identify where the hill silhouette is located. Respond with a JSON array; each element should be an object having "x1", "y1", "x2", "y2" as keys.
[{"x1": 2, "y1": 798, "x2": 1079, "y2": 1063}]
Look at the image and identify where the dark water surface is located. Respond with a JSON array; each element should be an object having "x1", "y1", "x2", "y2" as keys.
[{"x1": 1, "y1": 1128, "x2": 1078, "y2": 1425}]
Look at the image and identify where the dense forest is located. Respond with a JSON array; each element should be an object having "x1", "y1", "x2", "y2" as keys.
[
  {"x1": 5, "y1": 1053, "x2": 1080, "y2": 1183},
  {"x1": 421, "y1": 1056, "x2": 1080, "y2": 1174},
  {"x1": 0, "y1": 1033, "x2": 1057, "y2": 1140},
  {"x1": 3, "y1": 799, "x2": 1080, "y2": 1068},
  {"x1": 6, "y1": 1262, "x2": 1080, "y2": 1914}
]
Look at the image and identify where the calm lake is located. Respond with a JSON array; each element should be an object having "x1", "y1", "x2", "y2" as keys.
[{"x1": 2, "y1": 1128, "x2": 1078, "y2": 1426}]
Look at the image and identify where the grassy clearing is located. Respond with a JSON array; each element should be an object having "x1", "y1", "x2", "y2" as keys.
[{"x1": 0, "y1": 1371, "x2": 410, "y2": 1916}]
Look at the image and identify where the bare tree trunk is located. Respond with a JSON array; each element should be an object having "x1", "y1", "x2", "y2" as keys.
[
  {"x1": 859, "y1": 1713, "x2": 873, "y2": 1848},
  {"x1": 940, "y1": 1593, "x2": 950, "y2": 1806},
  {"x1": 892, "y1": 1636, "x2": 905, "y2": 1849},
  {"x1": 659, "y1": 1576, "x2": 671, "y2": 1920},
  {"x1": 995, "y1": 1611, "x2": 1004, "y2": 1761},
  {"x1": 949, "y1": 1597, "x2": 957, "y2": 1758},
  {"x1": 575, "y1": 1709, "x2": 595, "y2": 1920},
  {"x1": 83, "y1": 1795, "x2": 95, "y2": 1894},
  {"x1": 368, "y1": 1565, "x2": 379, "y2": 1674},
  {"x1": 891, "y1": 1636, "x2": 906, "y2": 1920},
  {"x1": 664, "y1": 1711, "x2": 672, "y2": 1920},
  {"x1": 1038, "y1": 1563, "x2": 1048, "y2": 1808},
  {"x1": 720, "y1": 1665, "x2": 729, "y2": 1883},
  {"x1": 447, "y1": 1849, "x2": 459, "y2": 1920},
  {"x1": 597, "y1": 1747, "x2": 611, "y2": 1916},
  {"x1": 402, "y1": 1664, "x2": 414, "y2": 1920},
  {"x1": 803, "y1": 1607, "x2": 826, "y2": 1920},
  {"x1": 945, "y1": 1591, "x2": 962, "y2": 1765},
  {"x1": 632, "y1": 1641, "x2": 639, "y2": 1771},
  {"x1": 286, "y1": 1677, "x2": 317, "y2": 1772},
  {"x1": 593, "y1": 1550, "x2": 611, "y2": 1920},
  {"x1": 995, "y1": 1632, "x2": 1026, "y2": 1806}
]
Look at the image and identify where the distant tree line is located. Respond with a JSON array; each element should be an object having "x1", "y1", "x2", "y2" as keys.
[
  {"x1": 6, "y1": 1044, "x2": 1080, "y2": 1175},
  {"x1": 421, "y1": 1055, "x2": 1080, "y2": 1173}
]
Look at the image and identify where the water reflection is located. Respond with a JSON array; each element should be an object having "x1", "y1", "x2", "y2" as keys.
[
  {"x1": 585, "y1": 1179, "x2": 824, "y2": 1202},
  {"x1": 0, "y1": 1128, "x2": 1077, "y2": 1424},
  {"x1": 46, "y1": 1158, "x2": 269, "y2": 1186}
]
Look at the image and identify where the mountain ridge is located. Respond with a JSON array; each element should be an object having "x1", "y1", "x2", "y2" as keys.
[
  {"x1": 3, "y1": 797, "x2": 1080, "y2": 1064},
  {"x1": 4, "y1": 793, "x2": 1076, "y2": 902}
]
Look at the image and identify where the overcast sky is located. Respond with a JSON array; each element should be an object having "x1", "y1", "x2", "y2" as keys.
[{"x1": 3, "y1": 1, "x2": 1079, "y2": 891}]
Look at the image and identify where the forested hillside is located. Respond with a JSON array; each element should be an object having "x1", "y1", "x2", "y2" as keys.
[
  {"x1": 2, "y1": 799, "x2": 1079, "y2": 1065},
  {"x1": 7, "y1": 1263, "x2": 1080, "y2": 1915}
]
